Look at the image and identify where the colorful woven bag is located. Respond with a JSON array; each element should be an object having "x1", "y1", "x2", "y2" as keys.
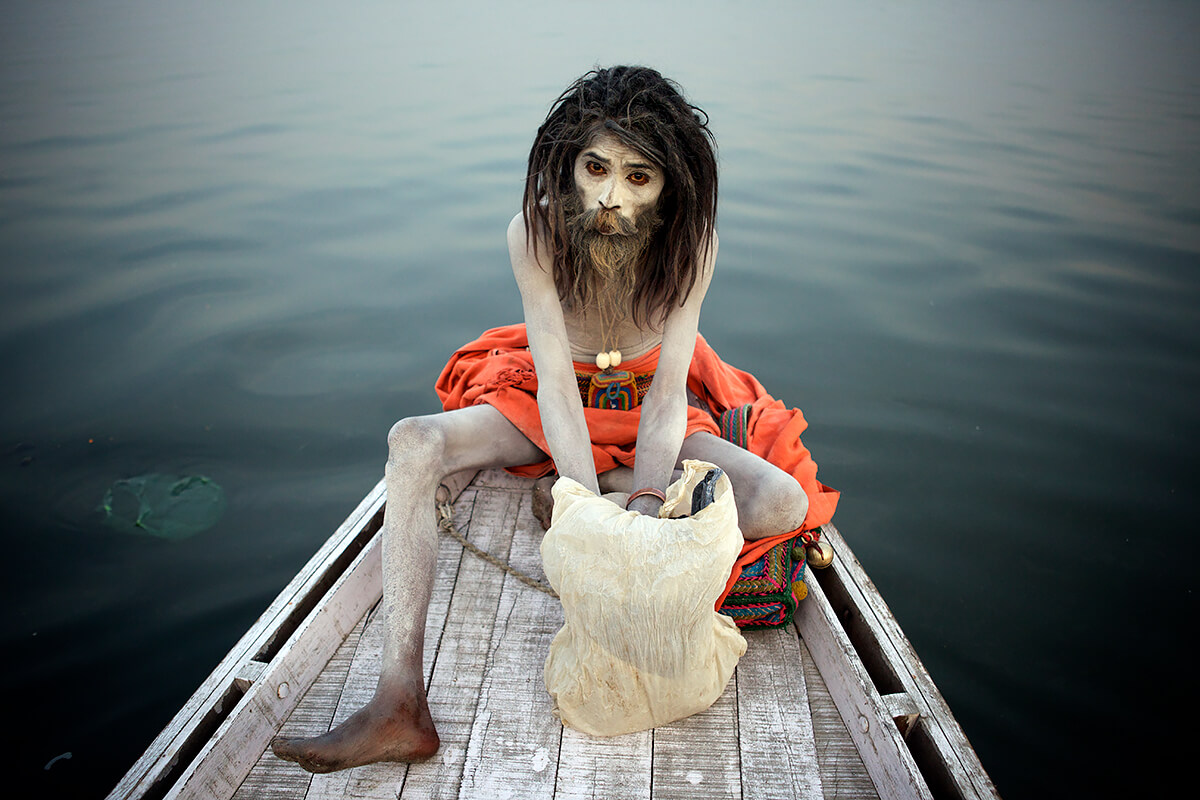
[
  {"x1": 716, "y1": 403, "x2": 821, "y2": 629},
  {"x1": 718, "y1": 536, "x2": 814, "y2": 629}
]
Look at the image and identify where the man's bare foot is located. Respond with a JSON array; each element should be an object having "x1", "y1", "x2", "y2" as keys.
[
  {"x1": 271, "y1": 692, "x2": 439, "y2": 773},
  {"x1": 531, "y1": 475, "x2": 556, "y2": 530}
]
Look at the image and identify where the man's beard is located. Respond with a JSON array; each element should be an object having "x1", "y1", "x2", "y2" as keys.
[{"x1": 564, "y1": 193, "x2": 662, "y2": 326}]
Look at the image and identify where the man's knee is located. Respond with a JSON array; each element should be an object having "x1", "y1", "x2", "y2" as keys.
[
  {"x1": 387, "y1": 416, "x2": 447, "y2": 471},
  {"x1": 739, "y1": 471, "x2": 809, "y2": 538}
]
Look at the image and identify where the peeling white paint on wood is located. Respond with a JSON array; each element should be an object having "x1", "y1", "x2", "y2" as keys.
[
  {"x1": 801, "y1": 635, "x2": 880, "y2": 800},
  {"x1": 737, "y1": 627, "x2": 824, "y2": 800},
  {"x1": 557, "y1": 725, "x2": 653, "y2": 800},
  {"x1": 651, "y1": 670, "x2": 742, "y2": 799},
  {"x1": 458, "y1": 493, "x2": 564, "y2": 800}
]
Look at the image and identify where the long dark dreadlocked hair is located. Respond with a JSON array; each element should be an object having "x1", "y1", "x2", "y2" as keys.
[{"x1": 522, "y1": 66, "x2": 718, "y2": 327}]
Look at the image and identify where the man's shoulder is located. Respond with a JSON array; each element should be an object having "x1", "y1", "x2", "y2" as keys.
[
  {"x1": 507, "y1": 212, "x2": 555, "y2": 290},
  {"x1": 506, "y1": 211, "x2": 527, "y2": 244},
  {"x1": 506, "y1": 211, "x2": 544, "y2": 258}
]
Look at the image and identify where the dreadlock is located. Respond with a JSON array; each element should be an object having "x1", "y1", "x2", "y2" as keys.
[{"x1": 522, "y1": 66, "x2": 718, "y2": 328}]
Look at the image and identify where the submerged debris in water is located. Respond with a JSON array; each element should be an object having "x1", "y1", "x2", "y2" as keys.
[{"x1": 100, "y1": 474, "x2": 226, "y2": 540}]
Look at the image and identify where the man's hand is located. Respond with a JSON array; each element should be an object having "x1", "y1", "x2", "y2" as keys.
[{"x1": 626, "y1": 494, "x2": 664, "y2": 518}]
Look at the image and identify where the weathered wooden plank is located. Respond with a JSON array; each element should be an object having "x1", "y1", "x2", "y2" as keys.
[
  {"x1": 794, "y1": 567, "x2": 932, "y2": 800},
  {"x1": 651, "y1": 671, "x2": 741, "y2": 799},
  {"x1": 397, "y1": 487, "x2": 524, "y2": 800},
  {"x1": 817, "y1": 524, "x2": 999, "y2": 799},
  {"x1": 231, "y1": 615, "x2": 366, "y2": 799},
  {"x1": 801, "y1": 637, "x2": 879, "y2": 800},
  {"x1": 304, "y1": 489, "x2": 481, "y2": 800},
  {"x1": 736, "y1": 627, "x2": 823, "y2": 800},
  {"x1": 108, "y1": 480, "x2": 388, "y2": 800},
  {"x1": 880, "y1": 693, "x2": 919, "y2": 719},
  {"x1": 459, "y1": 492, "x2": 564, "y2": 799},
  {"x1": 554, "y1": 728, "x2": 653, "y2": 800}
]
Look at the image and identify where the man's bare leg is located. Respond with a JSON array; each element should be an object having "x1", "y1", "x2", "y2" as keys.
[
  {"x1": 678, "y1": 432, "x2": 809, "y2": 540},
  {"x1": 271, "y1": 404, "x2": 545, "y2": 773}
]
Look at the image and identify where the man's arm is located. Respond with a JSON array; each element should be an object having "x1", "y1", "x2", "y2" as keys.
[
  {"x1": 627, "y1": 233, "x2": 718, "y2": 517},
  {"x1": 507, "y1": 213, "x2": 601, "y2": 494}
]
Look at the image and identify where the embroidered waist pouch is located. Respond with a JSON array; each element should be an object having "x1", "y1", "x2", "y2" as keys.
[{"x1": 575, "y1": 367, "x2": 655, "y2": 410}]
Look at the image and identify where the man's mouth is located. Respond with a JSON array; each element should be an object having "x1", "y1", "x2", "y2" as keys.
[{"x1": 595, "y1": 211, "x2": 627, "y2": 236}]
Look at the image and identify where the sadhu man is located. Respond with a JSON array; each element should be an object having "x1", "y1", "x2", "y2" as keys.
[{"x1": 272, "y1": 65, "x2": 837, "y2": 773}]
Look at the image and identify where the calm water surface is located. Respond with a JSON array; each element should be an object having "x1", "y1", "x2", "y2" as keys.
[{"x1": 3, "y1": 1, "x2": 1198, "y2": 797}]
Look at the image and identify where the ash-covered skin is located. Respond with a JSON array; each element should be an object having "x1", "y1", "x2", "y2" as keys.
[{"x1": 272, "y1": 66, "x2": 808, "y2": 775}]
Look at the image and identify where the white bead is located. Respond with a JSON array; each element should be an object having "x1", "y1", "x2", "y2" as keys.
[
  {"x1": 595, "y1": 351, "x2": 611, "y2": 370},
  {"x1": 609, "y1": 349, "x2": 622, "y2": 367}
]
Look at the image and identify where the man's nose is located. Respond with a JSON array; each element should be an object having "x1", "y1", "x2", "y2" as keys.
[{"x1": 598, "y1": 178, "x2": 622, "y2": 209}]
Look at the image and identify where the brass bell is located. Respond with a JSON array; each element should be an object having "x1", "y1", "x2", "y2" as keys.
[{"x1": 806, "y1": 540, "x2": 834, "y2": 569}]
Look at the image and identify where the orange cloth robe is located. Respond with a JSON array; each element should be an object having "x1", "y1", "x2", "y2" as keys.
[{"x1": 436, "y1": 323, "x2": 839, "y2": 605}]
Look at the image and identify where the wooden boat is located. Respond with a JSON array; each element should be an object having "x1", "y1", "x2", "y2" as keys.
[{"x1": 108, "y1": 469, "x2": 1000, "y2": 800}]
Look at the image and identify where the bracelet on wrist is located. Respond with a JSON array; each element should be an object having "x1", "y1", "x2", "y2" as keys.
[{"x1": 626, "y1": 487, "x2": 666, "y2": 509}]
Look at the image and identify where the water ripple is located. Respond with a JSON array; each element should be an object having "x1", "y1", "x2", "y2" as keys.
[
  {"x1": 120, "y1": 236, "x2": 260, "y2": 264},
  {"x1": 196, "y1": 123, "x2": 293, "y2": 143}
]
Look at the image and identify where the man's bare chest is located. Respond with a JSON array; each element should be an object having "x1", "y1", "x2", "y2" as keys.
[{"x1": 558, "y1": 302, "x2": 664, "y2": 363}]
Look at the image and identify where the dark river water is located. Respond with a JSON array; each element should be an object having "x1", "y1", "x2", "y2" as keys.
[{"x1": 3, "y1": 1, "x2": 1198, "y2": 797}]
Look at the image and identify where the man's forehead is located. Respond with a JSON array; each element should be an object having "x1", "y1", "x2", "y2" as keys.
[{"x1": 581, "y1": 131, "x2": 659, "y2": 169}]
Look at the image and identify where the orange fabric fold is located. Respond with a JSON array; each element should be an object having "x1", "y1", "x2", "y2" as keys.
[{"x1": 435, "y1": 323, "x2": 839, "y2": 607}]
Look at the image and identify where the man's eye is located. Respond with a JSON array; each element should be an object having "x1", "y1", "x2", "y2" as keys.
[
  {"x1": 628, "y1": 172, "x2": 649, "y2": 186},
  {"x1": 586, "y1": 162, "x2": 606, "y2": 175}
]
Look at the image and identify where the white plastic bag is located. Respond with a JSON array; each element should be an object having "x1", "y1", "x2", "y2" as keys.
[{"x1": 541, "y1": 459, "x2": 747, "y2": 736}]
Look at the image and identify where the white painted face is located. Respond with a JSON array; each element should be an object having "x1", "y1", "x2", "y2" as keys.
[{"x1": 573, "y1": 131, "x2": 665, "y2": 230}]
